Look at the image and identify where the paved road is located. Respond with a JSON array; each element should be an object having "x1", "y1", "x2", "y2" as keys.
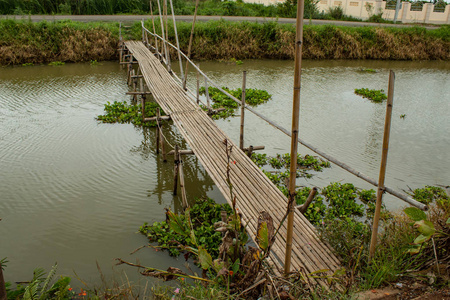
[{"x1": 0, "y1": 14, "x2": 438, "y2": 29}]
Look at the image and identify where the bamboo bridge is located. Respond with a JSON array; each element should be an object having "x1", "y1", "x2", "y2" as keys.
[
  {"x1": 119, "y1": 17, "x2": 427, "y2": 283},
  {"x1": 121, "y1": 38, "x2": 341, "y2": 280}
]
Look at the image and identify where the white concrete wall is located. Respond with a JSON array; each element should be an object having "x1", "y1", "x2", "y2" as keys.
[{"x1": 243, "y1": 0, "x2": 450, "y2": 24}]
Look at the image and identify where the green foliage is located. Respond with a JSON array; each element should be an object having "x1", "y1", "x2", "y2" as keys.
[
  {"x1": 97, "y1": 101, "x2": 163, "y2": 127},
  {"x1": 48, "y1": 61, "x2": 65, "y2": 66},
  {"x1": 411, "y1": 185, "x2": 449, "y2": 205},
  {"x1": 250, "y1": 153, "x2": 267, "y2": 167},
  {"x1": 139, "y1": 198, "x2": 232, "y2": 258},
  {"x1": 354, "y1": 88, "x2": 387, "y2": 103},
  {"x1": 199, "y1": 86, "x2": 271, "y2": 119},
  {"x1": 327, "y1": 6, "x2": 345, "y2": 20},
  {"x1": 0, "y1": 19, "x2": 119, "y2": 65},
  {"x1": 6, "y1": 264, "x2": 73, "y2": 300},
  {"x1": 404, "y1": 207, "x2": 427, "y2": 221},
  {"x1": 0, "y1": 0, "x2": 320, "y2": 18},
  {"x1": 0, "y1": 257, "x2": 7, "y2": 270}
]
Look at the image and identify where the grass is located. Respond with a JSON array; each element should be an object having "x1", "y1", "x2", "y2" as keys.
[
  {"x1": 1, "y1": 19, "x2": 449, "y2": 65},
  {"x1": 0, "y1": 19, "x2": 119, "y2": 65}
]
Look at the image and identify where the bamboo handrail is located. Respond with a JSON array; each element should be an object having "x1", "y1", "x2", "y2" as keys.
[{"x1": 138, "y1": 22, "x2": 427, "y2": 211}]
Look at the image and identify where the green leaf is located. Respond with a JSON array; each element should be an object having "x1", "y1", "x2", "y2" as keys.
[
  {"x1": 231, "y1": 258, "x2": 240, "y2": 275},
  {"x1": 446, "y1": 217, "x2": 450, "y2": 225},
  {"x1": 404, "y1": 207, "x2": 427, "y2": 221},
  {"x1": 414, "y1": 219, "x2": 436, "y2": 236},
  {"x1": 167, "y1": 210, "x2": 188, "y2": 237},
  {"x1": 414, "y1": 234, "x2": 431, "y2": 244},
  {"x1": 198, "y1": 246, "x2": 212, "y2": 270},
  {"x1": 257, "y1": 222, "x2": 269, "y2": 251},
  {"x1": 407, "y1": 244, "x2": 421, "y2": 254}
]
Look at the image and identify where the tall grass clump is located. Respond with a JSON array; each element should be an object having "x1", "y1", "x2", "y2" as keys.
[
  {"x1": 1, "y1": 20, "x2": 449, "y2": 65},
  {"x1": 139, "y1": 20, "x2": 450, "y2": 61},
  {"x1": 0, "y1": 19, "x2": 119, "y2": 65}
]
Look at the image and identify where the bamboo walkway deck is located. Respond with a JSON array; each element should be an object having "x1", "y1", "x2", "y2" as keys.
[{"x1": 124, "y1": 40, "x2": 340, "y2": 278}]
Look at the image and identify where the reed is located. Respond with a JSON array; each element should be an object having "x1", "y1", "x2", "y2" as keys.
[
  {"x1": 1, "y1": 19, "x2": 449, "y2": 65},
  {"x1": 0, "y1": 19, "x2": 119, "y2": 65}
]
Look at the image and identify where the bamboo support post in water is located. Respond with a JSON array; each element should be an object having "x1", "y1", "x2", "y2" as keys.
[
  {"x1": 156, "y1": 109, "x2": 161, "y2": 154},
  {"x1": 160, "y1": 128, "x2": 167, "y2": 162},
  {"x1": 178, "y1": 152, "x2": 189, "y2": 210},
  {"x1": 246, "y1": 145, "x2": 254, "y2": 158},
  {"x1": 240, "y1": 71, "x2": 247, "y2": 150},
  {"x1": 297, "y1": 187, "x2": 318, "y2": 213},
  {"x1": 173, "y1": 145, "x2": 179, "y2": 195},
  {"x1": 132, "y1": 70, "x2": 137, "y2": 102},
  {"x1": 196, "y1": 64, "x2": 200, "y2": 104},
  {"x1": 285, "y1": 0, "x2": 305, "y2": 276},
  {"x1": 205, "y1": 78, "x2": 211, "y2": 113},
  {"x1": 127, "y1": 56, "x2": 133, "y2": 86},
  {"x1": 369, "y1": 70, "x2": 395, "y2": 260}
]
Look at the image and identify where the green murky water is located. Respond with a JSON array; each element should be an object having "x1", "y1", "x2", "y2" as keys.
[{"x1": 1, "y1": 59, "x2": 449, "y2": 285}]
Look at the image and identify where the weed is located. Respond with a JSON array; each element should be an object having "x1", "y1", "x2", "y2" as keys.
[
  {"x1": 97, "y1": 101, "x2": 164, "y2": 127},
  {"x1": 355, "y1": 88, "x2": 387, "y2": 102},
  {"x1": 21, "y1": 62, "x2": 34, "y2": 67},
  {"x1": 139, "y1": 198, "x2": 232, "y2": 258},
  {"x1": 48, "y1": 61, "x2": 65, "y2": 66},
  {"x1": 199, "y1": 86, "x2": 271, "y2": 119}
]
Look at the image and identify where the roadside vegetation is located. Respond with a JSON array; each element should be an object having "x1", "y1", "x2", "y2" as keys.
[{"x1": 1, "y1": 19, "x2": 449, "y2": 66}]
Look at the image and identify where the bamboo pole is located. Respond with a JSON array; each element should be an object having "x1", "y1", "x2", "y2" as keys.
[
  {"x1": 127, "y1": 56, "x2": 133, "y2": 86},
  {"x1": 160, "y1": 126, "x2": 167, "y2": 162},
  {"x1": 173, "y1": 145, "x2": 179, "y2": 195},
  {"x1": 149, "y1": 0, "x2": 160, "y2": 59},
  {"x1": 240, "y1": 71, "x2": 247, "y2": 150},
  {"x1": 142, "y1": 19, "x2": 145, "y2": 42},
  {"x1": 369, "y1": 70, "x2": 395, "y2": 260},
  {"x1": 183, "y1": 0, "x2": 200, "y2": 90},
  {"x1": 246, "y1": 145, "x2": 254, "y2": 158},
  {"x1": 285, "y1": 0, "x2": 305, "y2": 276},
  {"x1": 164, "y1": 0, "x2": 172, "y2": 72},
  {"x1": 169, "y1": 0, "x2": 184, "y2": 83},
  {"x1": 141, "y1": 77, "x2": 145, "y2": 119},
  {"x1": 156, "y1": 0, "x2": 169, "y2": 68},
  {"x1": 196, "y1": 64, "x2": 200, "y2": 104},
  {"x1": 205, "y1": 78, "x2": 211, "y2": 113},
  {"x1": 156, "y1": 109, "x2": 161, "y2": 154},
  {"x1": 178, "y1": 152, "x2": 189, "y2": 210}
]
